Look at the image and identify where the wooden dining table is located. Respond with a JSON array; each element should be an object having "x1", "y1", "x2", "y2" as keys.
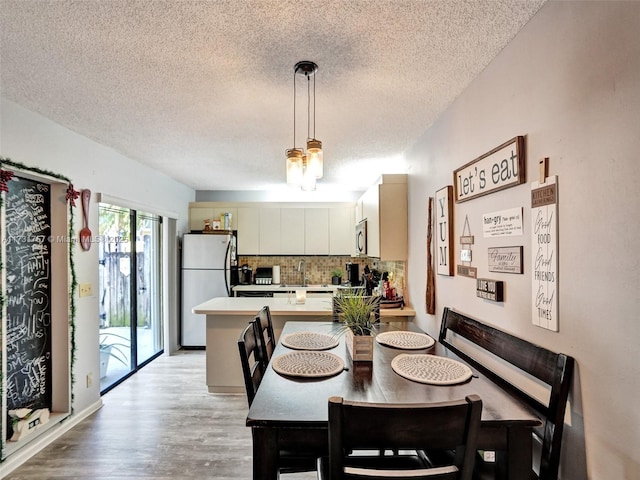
[{"x1": 246, "y1": 321, "x2": 542, "y2": 480}]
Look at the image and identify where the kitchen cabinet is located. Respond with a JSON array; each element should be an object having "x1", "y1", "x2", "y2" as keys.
[
  {"x1": 329, "y1": 206, "x2": 355, "y2": 255},
  {"x1": 358, "y1": 174, "x2": 407, "y2": 261},
  {"x1": 304, "y1": 208, "x2": 329, "y2": 254},
  {"x1": 259, "y1": 208, "x2": 281, "y2": 254},
  {"x1": 237, "y1": 207, "x2": 260, "y2": 254},
  {"x1": 191, "y1": 202, "x2": 356, "y2": 256},
  {"x1": 280, "y1": 208, "x2": 305, "y2": 254}
]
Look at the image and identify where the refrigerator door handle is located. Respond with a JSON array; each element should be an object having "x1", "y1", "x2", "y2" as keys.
[{"x1": 224, "y1": 240, "x2": 231, "y2": 296}]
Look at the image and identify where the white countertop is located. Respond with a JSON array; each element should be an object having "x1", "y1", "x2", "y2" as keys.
[
  {"x1": 193, "y1": 296, "x2": 416, "y2": 317},
  {"x1": 232, "y1": 284, "x2": 339, "y2": 292}
]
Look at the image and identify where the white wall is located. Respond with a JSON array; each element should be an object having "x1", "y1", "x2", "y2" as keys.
[
  {"x1": 0, "y1": 99, "x2": 193, "y2": 465},
  {"x1": 405, "y1": 2, "x2": 640, "y2": 479}
]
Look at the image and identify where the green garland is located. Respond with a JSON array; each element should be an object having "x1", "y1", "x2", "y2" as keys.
[{"x1": 0, "y1": 156, "x2": 77, "y2": 460}]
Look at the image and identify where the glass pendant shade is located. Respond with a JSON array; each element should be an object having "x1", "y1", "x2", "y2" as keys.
[
  {"x1": 306, "y1": 138, "x2": 323, "y2": 179},
  {"x1": 286, "y1": 148, "x2": 303, "y2": 186},
  {"x1": 301, "y1": 156, "x2": 317, "y2": 191}
]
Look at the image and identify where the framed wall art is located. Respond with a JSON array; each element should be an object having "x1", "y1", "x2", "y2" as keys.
[{"x1": 435, "y1": 185, "x2": 454, "y2": 276}]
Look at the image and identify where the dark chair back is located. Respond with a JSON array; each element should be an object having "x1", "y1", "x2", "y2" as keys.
[
  {"x1": 237, "y1": 321, "x2": 264, "y2": 406},
  {"x1": 439, "y1": 308, "x2": 574, "y2": 480},
  {"x1": 326, "y1": 395, "x2": 482, "y2": 480},
  {"x1": 255, "y1": 305, "x2": 276, "y2": 364}
]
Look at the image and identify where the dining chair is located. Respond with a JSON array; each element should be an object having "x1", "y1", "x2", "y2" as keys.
[
  {"x1": 237, "y1": 317, "x2": 318, "y2": 475},
  {"x1": 317, "y1": 395, "x2": 482, "y2": 480},
  {"x1": 237, "y1": 321, "x2": 264, "y2": 407},
  {"x1": 255, "y1": 305, "x2": 276, "y2": 364}
]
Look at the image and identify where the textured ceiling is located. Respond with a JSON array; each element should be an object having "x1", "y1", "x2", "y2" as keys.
[{"x1": 0, "y1": 0, "x2": 546, "y2": 195}]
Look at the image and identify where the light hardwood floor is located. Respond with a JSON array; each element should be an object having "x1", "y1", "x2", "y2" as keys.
[{"x1": 5, "y1": 351, "x2": 316, "y2": 479}]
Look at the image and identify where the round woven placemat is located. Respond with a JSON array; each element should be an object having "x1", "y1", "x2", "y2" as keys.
[
  {"x1": 281, "y1": 331, "x2": 340, "y2": 351},
  {"x1": 272, "y1": 351, "x2": 345, "y2": 378},
  {"x1": 391, "y1": 354, "x2": 473, "y2": 385},
  {"x1": 375, "y1": 331, "x2": 435, "y2": 350}
]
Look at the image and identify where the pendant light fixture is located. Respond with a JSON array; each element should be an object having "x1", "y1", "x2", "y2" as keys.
[{"x1": 285, "y1": 61, "x2": 323, "y2": 190}]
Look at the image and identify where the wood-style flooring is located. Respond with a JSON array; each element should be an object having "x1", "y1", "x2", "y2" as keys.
[{"x1": 5, "y1": 351, "x2": 316, "y2": 479}]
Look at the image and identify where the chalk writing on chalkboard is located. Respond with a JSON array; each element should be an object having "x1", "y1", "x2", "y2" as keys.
[{"x1": 4, "y1": 175, "x2": 52, "y2": 439}]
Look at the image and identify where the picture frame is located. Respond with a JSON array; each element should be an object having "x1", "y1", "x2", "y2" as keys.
[{"x1": 435, "y1": 185, "x2": 454, "y2": 276}]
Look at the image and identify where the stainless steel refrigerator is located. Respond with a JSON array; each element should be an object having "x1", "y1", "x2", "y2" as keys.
[{"x1": 181, "y1": 232, "x2": 237, "y2": 347}]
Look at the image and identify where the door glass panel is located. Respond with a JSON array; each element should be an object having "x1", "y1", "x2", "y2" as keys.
[
  {"x1": 98, "y1": 204, "x2": 133, "y2": 390},
  {"x1": 136, "y1": 212, "x2": 163, "y2": 364},
  {"x1": 98, "y1": 204, "x2": 163, "y2": 393}
]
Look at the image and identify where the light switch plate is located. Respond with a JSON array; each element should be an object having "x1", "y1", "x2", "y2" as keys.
[{"x1": 79, "y1": 283, "x2": 92, "y2": 297}]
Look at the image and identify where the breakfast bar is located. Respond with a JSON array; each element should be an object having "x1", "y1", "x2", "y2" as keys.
[{"x1": 192, "y1": 297, "x2": 415, "y2": 393}]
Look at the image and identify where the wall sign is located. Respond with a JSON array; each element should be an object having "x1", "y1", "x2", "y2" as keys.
[
  {"x1": 488, "y1": 246, "x2": 523, "y2": 274},
  {"x1": 435, "y1": 186, "x2": 454, "y2": 276},
  {"x1": 476, "y1": 278, "x2": 504, "y2": 302},
  {"x1": 482, "y1": 207, "x2": 523, "y2": 238},
  {"x1": 457, "y1": 265, "x2": 477, "y2": 278},
  {"x1": 454, "y1": 136, "x2": 525, "y2": 202},
  {"x1": 531, "y1": 174, "x2": 558, "y2": 331}
]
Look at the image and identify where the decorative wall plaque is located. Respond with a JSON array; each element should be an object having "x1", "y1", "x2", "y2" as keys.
[
  {"x1": 435, "y1": 186, "x2": 454, "y2": 276},
  {"x1": 476, "y1": 278, "x2": 504, "y2": 302},
  {"x1": 482, "y1": 207, "x2": 523, "y2": 238},
  {"x1": 454, "y1": 136, "x2": 525, "y2": 203},
  {"x1": 457, "y1": 265, "x2": 478, "y2": 278},
  {"x1": 531, "y1": 174, "x2": 558, "y2": 331},
  {"x1": 488, "y1": 246, "x2": 523, "y2": 274}
]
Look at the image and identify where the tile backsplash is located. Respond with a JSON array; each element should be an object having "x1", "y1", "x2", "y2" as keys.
[{"x1": 237, "y1": 255, "x2": 405, "y2": 296}]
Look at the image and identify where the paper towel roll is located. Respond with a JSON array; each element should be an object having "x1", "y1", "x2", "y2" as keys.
[{"x1": 272, "y1": 265, "x2": 281, "y2": 285}]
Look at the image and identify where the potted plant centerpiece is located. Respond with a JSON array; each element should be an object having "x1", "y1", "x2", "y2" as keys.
[
  {"x1": 333, "y1": 289, "x2": 379, "y2": 361},
  {"x1": 330, "y1": 268, "x2": 343, "y2": 285}
]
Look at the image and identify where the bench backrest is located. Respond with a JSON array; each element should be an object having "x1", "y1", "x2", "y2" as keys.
[{"x1": 439, "y1": 307, "x2": 574, "y2": 480}]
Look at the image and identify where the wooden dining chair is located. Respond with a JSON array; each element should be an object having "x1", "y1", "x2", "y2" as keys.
[
  {"x1": 255, "y1": 305, "x2": 276, "y2": 364},
  {"x1": 317, "y1": 395, "x2": 482, "y2": 480},
  {"x1": 237, "y1": 321, "x2": 265, "y2": 407},
  {"x1": 237, "y1": 317, "x2": 318, "y2": 475}
]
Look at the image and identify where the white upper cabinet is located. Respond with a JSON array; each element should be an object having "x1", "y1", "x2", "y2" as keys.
[
  {"x1": 190, "y1": 202, "x2": 356, "y2": 256},
  {"x1": 280, "y1": 208, "x2": 305, "y2": 254},
  {"x1": 304, "y1": 208, "x2": 329, "y2": 254},
  {"x1": 237, "y1": 207, "x2": 260, "y2": 254},
  {"x1": 358, "y1": 174, "x2": 407, "y2": 261},
  {"x1": 259, "y1": 208, "x2": 282, "y2": 254},
  {"x1": 329, "y1": 206, "x2": 355, "y2": 255}
]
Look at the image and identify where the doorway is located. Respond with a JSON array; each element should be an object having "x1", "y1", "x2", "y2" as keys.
[{"x1": 98, "y1": 203, "x2": 163, "y2": 393}]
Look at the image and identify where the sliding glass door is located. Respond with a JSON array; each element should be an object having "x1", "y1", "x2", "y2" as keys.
[{"x1": 98, "y1": 204, "x2": 163, "y2": 393}]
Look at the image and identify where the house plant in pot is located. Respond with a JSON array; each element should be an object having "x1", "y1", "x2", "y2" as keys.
[
  {"x1": 333, "y1": 289, "x2": 379, "y2": 361},
  {"x1": 330, "y1": 268, "x2": 343, "y2": 285}
]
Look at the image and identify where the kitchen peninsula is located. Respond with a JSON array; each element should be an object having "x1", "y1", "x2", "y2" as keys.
[{"x1": 192, "y1": 296, "x2": 415, "y2": 393}]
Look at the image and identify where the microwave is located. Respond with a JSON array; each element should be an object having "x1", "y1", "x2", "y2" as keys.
[{"x1": 356, "y1": 220, "x2": 367, "y2": 255}]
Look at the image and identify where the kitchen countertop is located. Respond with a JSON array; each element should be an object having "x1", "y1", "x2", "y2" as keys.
[
  {"x1": 232, "y1": 284, "x2": 339, "y2": 292},
  {"x1": 193, "y1": 296, "x2": 416, "y2": 317}
]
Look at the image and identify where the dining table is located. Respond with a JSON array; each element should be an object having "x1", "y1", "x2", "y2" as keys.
[{"x1": 246, "y1": 320, "x2": 542, "y2": 480}]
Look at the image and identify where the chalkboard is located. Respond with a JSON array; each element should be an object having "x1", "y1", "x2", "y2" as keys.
[{"x1": 4, "y1": 175, "x2": 52, "y2": 438}]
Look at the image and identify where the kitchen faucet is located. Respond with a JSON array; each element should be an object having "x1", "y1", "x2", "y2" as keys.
[{"x1": 297, "y1": 259, "x2": 308, "y2": 286}]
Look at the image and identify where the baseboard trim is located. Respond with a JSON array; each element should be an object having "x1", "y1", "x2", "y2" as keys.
[{"x1": 0, "y1": 399, "x2": 104, "y2": 477}]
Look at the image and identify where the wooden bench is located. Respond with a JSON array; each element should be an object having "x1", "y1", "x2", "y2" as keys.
[{"x1": 439, "y1": 307, "x2": 574, "y2": 480}]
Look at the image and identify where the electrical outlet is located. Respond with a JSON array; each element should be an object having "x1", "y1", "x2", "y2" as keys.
[
  {"x1": 86, "y1": 373, "x2": 93, "y2": 388},
  {"x1": 79, "y1": 283, "x2": 92, "y2": 297}
]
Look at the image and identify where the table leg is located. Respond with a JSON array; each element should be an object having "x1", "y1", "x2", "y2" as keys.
[
  {"x1": 252, "y1": 427, "x2": 279, "y2": 480},
  {"x1": 495, "y1": 425, "x2": 533, "y2": 480}
]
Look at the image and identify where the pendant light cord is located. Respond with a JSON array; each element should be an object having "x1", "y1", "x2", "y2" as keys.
[
  {"x1": 307, "y1": 73, "x2": 311, "y2": 140},
  {"x1": 293, "y1": 69, "x2": 296, "y2": 148}
]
